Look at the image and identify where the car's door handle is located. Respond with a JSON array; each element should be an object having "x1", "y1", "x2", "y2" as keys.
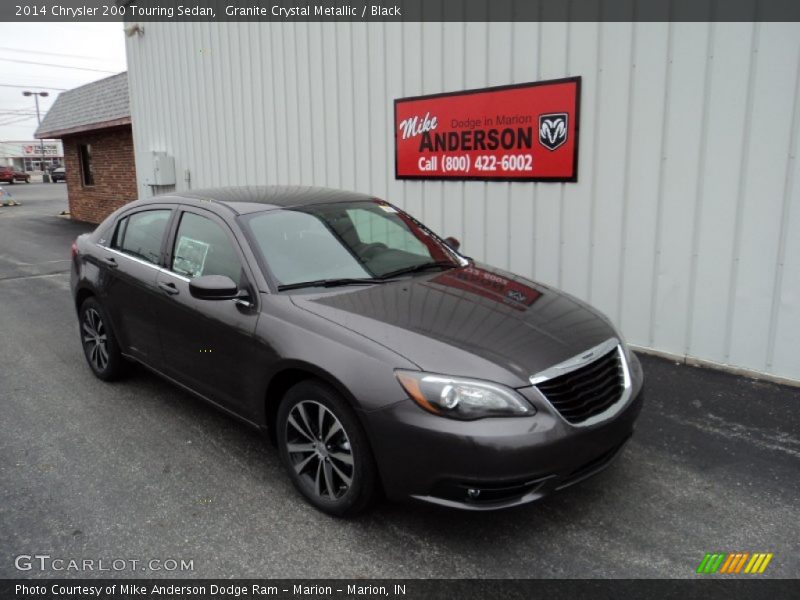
[
  {"x1": 157, "y1": 281, "x2": 179, "y2": 296},
  {"x1": 101, "y1": 257, "x2": 118, "y2": 269}
]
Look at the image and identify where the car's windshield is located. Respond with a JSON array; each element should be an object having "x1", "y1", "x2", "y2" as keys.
[{"x1": 245, "y1": 200, "x2": 461, "y2": 287}]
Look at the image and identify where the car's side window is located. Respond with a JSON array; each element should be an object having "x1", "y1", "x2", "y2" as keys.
[
  {"x1": 171, "y1": 212, "x2": 243, "y2": 283},
  {"x1": 111, "y1": 209, "x2": 171, "y2": 265}
]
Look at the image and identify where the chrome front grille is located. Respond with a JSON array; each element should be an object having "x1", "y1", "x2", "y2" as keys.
[{"x1": 534, "y1": 346, "x2": 626, "y2": 425}]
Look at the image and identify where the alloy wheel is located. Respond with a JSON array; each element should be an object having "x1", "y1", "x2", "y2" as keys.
[
  {"x1": 285, "y1": 400, "x2": 354, "y2": 500},
  {"x1": 82, "y1": 307, "x2": 109, "y2": 372}
]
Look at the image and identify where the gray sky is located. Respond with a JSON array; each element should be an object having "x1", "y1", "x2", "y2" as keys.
[{"x1": 0, "y1": 23, "x2": 127, "y2": 141}]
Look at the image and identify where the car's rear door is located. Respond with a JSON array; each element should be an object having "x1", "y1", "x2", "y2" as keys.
[
  {"x1": 152, "y1": 206, "x2": 262, "y2": 419},
  {"x1": 98, "y1": 205, "x2": 174, "y2": 364}
]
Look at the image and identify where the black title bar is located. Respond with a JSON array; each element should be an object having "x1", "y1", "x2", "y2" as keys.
[
  {"x1": 3, "y1": 0, "x2": 800, "y2": 22},
  {"x1": 2, "y1": 579, "x2": 799, "y2": 600}
]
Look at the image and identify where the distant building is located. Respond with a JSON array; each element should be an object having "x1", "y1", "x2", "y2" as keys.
[
  {"x1": 0, "y1": 140, "x2": 63, "y2": 173},
  {"x1": 34, "y1": 72, "x2": 135, "y2": 223}
]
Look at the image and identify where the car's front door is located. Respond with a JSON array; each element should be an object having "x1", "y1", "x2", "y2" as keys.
[
  {"x1": 100, "y1": 207, "x2": 173, "y2": 364},
  {"x1": 153, "y1": 207, "x2": 261, "y2": 419}
]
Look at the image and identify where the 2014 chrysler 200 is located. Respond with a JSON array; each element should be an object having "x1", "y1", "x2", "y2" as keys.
[{"x1": 70, "y1": 186, "x2": 644, "y2": 516}]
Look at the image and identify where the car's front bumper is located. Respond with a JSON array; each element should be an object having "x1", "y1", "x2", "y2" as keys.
[{"x1": 363, "y1": 372, "x2": 644, "y2": 510}]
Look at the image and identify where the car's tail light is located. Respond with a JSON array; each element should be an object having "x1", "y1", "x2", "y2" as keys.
[{"x1": 71, "y1": 241, "x2": 78, "y2": 260}]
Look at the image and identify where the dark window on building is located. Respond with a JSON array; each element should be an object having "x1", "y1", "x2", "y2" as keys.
[{"x1": 79, "y1": 143, "x2": 94, "y2": 186}]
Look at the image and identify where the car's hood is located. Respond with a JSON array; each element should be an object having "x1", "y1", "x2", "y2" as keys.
[{"x1": 289, "y1": 263, "x2": 618, "y2": 388}]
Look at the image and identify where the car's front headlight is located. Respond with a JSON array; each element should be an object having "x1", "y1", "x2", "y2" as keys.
[{"x1": 394, "y1": 370, "x2": 534, "y2": 420}]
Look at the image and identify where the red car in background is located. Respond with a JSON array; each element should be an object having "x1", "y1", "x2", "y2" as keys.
[{"x1": 0, "y1": 166, "x2": 30, "y2": 184}]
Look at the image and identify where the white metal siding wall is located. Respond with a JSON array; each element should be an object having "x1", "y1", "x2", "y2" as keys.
[{"x1": 126, "y1": 22, "x2": 800, "y2": 382}]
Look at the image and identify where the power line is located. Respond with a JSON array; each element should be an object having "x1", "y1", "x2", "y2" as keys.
[
  {"x1": 0, "y1": 46, "x2": 103, "y2": 61},
  {"x1": 0, "y1": 114, "x2": 36, "y2": 122},
  {"x1": 0, "y1": 57, "x2": 117, "y2": 74},
  {"x1": 0, "y1": 83, "x2": 68, "y2": 91},
  {"x1": 0, "y1": 115, "x2": 36, "y2": 126}
]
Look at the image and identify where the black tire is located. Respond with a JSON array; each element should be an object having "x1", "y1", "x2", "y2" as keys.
[
  {"x1": 277, "y1": 380, "x2": 378, "y2": 516},
  {"x1": 79, "y1": 297, "x2": 125, "y2": 381}
]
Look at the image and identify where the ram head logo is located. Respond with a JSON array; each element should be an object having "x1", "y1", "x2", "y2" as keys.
[{"x1": 538, "y1": 113, "x2": 568, "y2": 151}]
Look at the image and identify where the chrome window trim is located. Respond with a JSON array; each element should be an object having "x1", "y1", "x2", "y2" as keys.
[
  {"x1": 102, "y1": 245, "x2": 161, "y2": 271},
  {"x1": 529, "y1": 337, "x2": 632, "y2": 429},
  {"x1": 157, "y1": 268, "x2": 191, "y2": 283},
  {"x1": 100, "y1": 245, "x2": 191, "y2": 283}
]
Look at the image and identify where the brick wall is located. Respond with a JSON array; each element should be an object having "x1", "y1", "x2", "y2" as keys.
[{"x1": 62, "y1": 125, "x2": 137, "y2": 224}]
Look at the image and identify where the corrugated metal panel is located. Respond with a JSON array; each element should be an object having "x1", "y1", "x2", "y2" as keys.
[{"x1": 126, "y1": 21, "x2": 800, "y2": 381}]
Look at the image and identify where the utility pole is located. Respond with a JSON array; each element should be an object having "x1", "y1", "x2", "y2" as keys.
[{"x1": 23, "y1": 90, "x2": 49, "y2": 178}]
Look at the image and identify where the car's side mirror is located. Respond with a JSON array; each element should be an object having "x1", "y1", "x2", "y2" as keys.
[
  {"x1": 189, "y1": 275, "x2": 239, "y2": 300},
  {"x1": 444, "y1": 236, "x2": 461, "y2": 252}
]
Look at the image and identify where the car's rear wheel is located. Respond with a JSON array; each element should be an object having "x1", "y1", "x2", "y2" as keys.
[
  {"x1": 79, "y1": 297, "x2": 125, "y2": 381},
  {"x1": 277, "y1": 381, "x2": 378, "y2": 516}
]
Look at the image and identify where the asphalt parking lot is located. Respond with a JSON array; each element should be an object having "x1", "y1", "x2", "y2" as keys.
[{"x1": 1, "y1": 184, "x2": 798, "y2": 579}]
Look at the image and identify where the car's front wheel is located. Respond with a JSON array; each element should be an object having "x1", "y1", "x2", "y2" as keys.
[
  {"x1": 277, "y1": 381, "x2": 378, "y2": 516},
  {"x1": 79, "y1": 297, "x2": 125, "y2": 381}
]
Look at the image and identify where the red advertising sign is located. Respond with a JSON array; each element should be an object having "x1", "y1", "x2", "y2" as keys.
[{"x1": 394, "y1": 77, "x2": 580, "y2": 182}]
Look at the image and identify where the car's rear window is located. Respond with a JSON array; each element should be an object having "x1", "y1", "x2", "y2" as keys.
[{"x1": 112, "y1": 209, "x2": 171, "y2": 265}]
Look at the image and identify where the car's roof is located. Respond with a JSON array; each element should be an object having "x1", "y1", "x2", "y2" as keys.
[{"x1": 167, "y1": 185, "x2": 378, "y2": 214}]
